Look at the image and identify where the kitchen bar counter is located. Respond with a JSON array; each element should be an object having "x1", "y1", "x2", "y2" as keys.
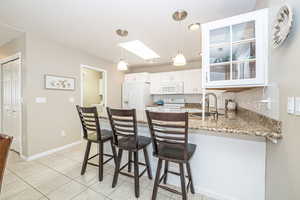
[
  {"x1": 99, "y1": 113, "x2": 268, "y2": 200},
  {"x1": 100, "y1": 108, "x2": 282, "y2": 143}
]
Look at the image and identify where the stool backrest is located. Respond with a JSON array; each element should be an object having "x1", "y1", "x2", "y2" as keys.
[
  {"x1": 106, "y1": 108, "x2": 138, "y2": 148},
  {"x1": 76, "y1": 105, "x2": 101, "y2": 141},
  {"x1": 0, "y1": 134, "x2": 13, "y2": 192},
  {"x1": 145, "y1": 111, "x2": 189, "y2": 160}
]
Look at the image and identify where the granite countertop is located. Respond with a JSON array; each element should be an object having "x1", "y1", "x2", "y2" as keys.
[
  {"x1": 100, "y1": 107, "x2": 282, "y2": 144},
  {"x1": 187, "y1": 112, "x2": 281, "y2": 143}
]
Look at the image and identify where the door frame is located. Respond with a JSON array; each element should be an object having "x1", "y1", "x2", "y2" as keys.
[
  {"x1": 0, "y1": 52, "x2": 23, "y2": 155},
  {"x1": 80, "y1": 64, "x2": 108, "y2": 108}
]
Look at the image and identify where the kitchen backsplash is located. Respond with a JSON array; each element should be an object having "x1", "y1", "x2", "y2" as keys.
[
  {"x1": 152, "y1": 92, "x2": 235, "y2": 109},
  {"x1": 235, "y1": 85, "x2": 279, "y2": 120}
]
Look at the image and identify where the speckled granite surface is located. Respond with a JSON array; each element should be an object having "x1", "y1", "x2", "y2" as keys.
[{"x1": 100, "y1": 107, "x2": 282, "y2": 143}]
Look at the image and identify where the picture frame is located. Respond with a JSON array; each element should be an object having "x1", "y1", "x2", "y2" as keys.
[{"x1": 44, "y1": 74, "x2": 76, "y2": 91}]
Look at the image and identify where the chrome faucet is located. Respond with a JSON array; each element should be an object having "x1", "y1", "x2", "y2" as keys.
[{"x1": 204, "y1": 92, "x2": 218, "y2": 120}]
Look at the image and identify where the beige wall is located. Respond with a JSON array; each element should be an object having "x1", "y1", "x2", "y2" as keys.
[
  {"x1": 22, "y1": 34, "x2": 123, "y2": 157},
  {"x1": 128, "y1": 60, "x2": 201, "y2": 73},
  {"x1": 250, "y1": 1, "x2": 300, "y2": 200},
  {"x1": 82, "y1": 68, "x2": 102, "y2": 107}
]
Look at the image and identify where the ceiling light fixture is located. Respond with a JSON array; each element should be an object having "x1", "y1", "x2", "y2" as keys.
[
  {"x1": 116, "y1": 29, "x2": 129, "y2": 71},
  {"x1": 117, "y1": 59, "x2": 128, "y2": 71},
  {"x1": 188, "y1": 23, "x2": 200, "y2": 31},
  {"x1": 172, "y1": 10, "x2": 188, "y2": 66},
  {"x1": 119, "y1": 40, "x2": 160, "y2": 60},
  {"x1": 173, "y1": 52, "x2": 186, "y2": 66}
]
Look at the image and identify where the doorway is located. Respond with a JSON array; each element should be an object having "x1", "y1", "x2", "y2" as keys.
[
  {"x1": 0, "y1": 53, "x2": 22, "y2": 153},
  {"x1": 80, "y1": 65, "x2": 107, "y2": 117}
]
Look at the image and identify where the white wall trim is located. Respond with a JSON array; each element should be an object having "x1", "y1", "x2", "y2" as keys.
[
  {"x1": 80, "y1": 64, "x2": 108, "y2": 107},
  {"x1": 22, "y1": 140, "x2": 82, "y2": 161}
]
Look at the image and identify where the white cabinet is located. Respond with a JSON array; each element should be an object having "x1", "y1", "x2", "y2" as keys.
[
  {"x1": 124, "y1": 72, "x2": 149, "y2": 82},
  {"x1": 201, "y1": 9, "x2": 268, "y2": 88},
  {"x1": 150, "y1": 73, "x2": 162, "y2": 94},
  {"x1": 183, "y1": 69, "x2": 202, "y2": 94}
]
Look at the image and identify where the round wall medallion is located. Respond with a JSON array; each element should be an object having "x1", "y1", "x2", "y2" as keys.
[
  {"x1": 272, "y1": 4, "x2": 293, "y2": 48},
  {"x1": 172, "y1": 10, "x2": 188, "y2": 21},
  {"x1": 116, "y1": 29, "x2": 128, "y2": 37}
]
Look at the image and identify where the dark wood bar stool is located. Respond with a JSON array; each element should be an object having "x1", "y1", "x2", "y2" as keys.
[
  {"x1": 107, "y1": 107, "x2": 152, "y2": 198},
  {"x1": 0, "y1": 134, "x2": 13, "y2": 193},
  {"x1": 146, "y1": 111, "x2": 196, "y2": 200},
  {"x1": 76, "y1": 106, "x2": 117, "y2": 182}
]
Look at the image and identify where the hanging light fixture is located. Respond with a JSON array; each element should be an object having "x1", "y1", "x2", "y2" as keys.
[
  {"x1": 173, "y1": 52, "x2": 187, "y2": 66},
  {"x1": 172, "y1": 10, "x2": 188, "y2": 66},
  {"x1": 117, "y1": 59, "x2": 128, "y2": 71},
  {"x1": 116, "y1": 29, "x2": 129, "y2": 71}
]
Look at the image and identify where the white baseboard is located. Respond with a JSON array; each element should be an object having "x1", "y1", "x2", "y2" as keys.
[
  {"x1": 195, "y1": 186, "x2": 239, "y2": 200},
  {"x1": 22, "y1": 140, "x2": 82, "y2": 161}
]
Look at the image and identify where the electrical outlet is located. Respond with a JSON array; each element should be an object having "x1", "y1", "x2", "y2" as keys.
[{"x1": 61, "y1": 130, "x2": 66, "y2": 137}]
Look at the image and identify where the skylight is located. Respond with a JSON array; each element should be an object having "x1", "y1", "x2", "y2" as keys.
[{"x1": 118, "y1": 40, "x2": 160, "y2": 60}]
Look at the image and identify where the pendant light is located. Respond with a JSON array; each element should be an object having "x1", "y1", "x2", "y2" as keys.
[
  {"x1": 116, "y1": 29, "x2": 129, "y2": 71},
  {"x1": 172, "y1": 10, "x2": 188, "y2": 66}
]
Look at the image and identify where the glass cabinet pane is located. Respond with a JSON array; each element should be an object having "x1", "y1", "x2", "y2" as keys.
[
  {"x1": 232, "y1": 41, "x2": 256, "y2": 61},
  {"x1": 210, "y1": 26, "x2": 230, "y2": 45},
  {"x1": 210, "y1": 64, "x2": 230, "y2": 81},
  {"x1": 232, "y1": 21, "x2": 255, "y2": 42},
  {"x1": 210, "y1": 45, "x2": 230, "y2": 64},
  {"x1": 232, "y1": 61, "x2": 256, "y2": 80}
]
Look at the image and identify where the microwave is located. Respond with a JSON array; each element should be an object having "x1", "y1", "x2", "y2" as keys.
[{"x1": 160, "y1": 82, "x2": 184, "y2": 94}]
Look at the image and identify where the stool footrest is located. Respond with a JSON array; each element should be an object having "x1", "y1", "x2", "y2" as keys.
[{"x1": 158, "y1": 184, "x2": 182, "y2": 195}]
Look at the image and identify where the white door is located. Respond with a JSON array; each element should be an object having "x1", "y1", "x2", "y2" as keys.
[{"x1": 2, "y1": 58, "x2": 21, "y2": 152}]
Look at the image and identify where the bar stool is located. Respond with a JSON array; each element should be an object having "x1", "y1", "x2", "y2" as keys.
[
  {"x1": 146, "y1": 111, "x2": 196, "y2": 200},
  {"x1": 76, "y1": 106, "x2": 117, "y2": 181},
  {"x1": 106, "y1": 108, "x2": 152, "y2": 198}
]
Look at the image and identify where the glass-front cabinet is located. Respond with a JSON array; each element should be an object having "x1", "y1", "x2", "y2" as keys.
[{"x1": 201, "y1": 9, "x2": 268, "y2": 88}]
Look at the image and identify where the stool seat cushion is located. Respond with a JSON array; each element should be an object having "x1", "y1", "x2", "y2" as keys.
[
  {"x1": 118, "y1": 136, "x2": 151, "y2": 150},
  {"x1": 87, "y1": 129, "x2": 113, "y2": 142},
  {"x1": 157, "y1": 143, "x2": 196, "y2": 161}
]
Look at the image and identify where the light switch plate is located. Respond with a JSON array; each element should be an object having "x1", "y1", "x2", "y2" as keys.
[
  {"x1": 287, "y1": 96, "x2": 295, "y2": 114},
  {"x1": 36, "y1": 97, "x2": 47, "y2": 103},
  {"x1": 295, "y1": 97, "x2": 300, "y2": 115}
]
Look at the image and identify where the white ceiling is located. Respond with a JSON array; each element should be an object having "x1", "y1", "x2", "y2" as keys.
[
  {"x1": 0, "y1": 0, "x2": 257, "y2": 67},
  {"x1": 0, "y1": 24, "x2": 23, "y2": 47}
]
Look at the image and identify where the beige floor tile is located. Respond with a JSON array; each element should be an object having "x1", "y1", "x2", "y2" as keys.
[
  {"x1": 2, "y1": 172, "x2": 19, "y2": 185},
  {"x1": 137, "y1": 188, "x2": 174, "y2": 200},
  {"x1": 109, "y1": 181, "x2": 143, "y2": 200},
  {"x1": 43, "y1": 157, "x2": 80, "y2": 173},
  {"x1": 1, "y1": 186, "x2": 44, "y2": 200},
  {"x1": 74, "y1": 168, "x2": 98, "y2": 186},
  {"x1": 171, "y1": 192, "x2": 204, "y2": 200},
  {"x1": 24, "y1": 170, "x2": 72, "y2": 195},
  {"x1": 8, "y1": 161, "x2": 50, "y2": 179},
  {"x1": 71, "y1": 189, "x2": 108, "y2": 200},
  {"x1": 47, "y1": 181, "x2": 87, "y2": 200},
  {"x1": 89, "y1": 174, "x2": 124, "y2": 196},
  {"x1": 0, "y1": 178, "x2": 30, "y2": 199}
]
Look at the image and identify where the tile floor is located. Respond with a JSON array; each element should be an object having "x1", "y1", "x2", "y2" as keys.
[{"x1": 1, "y1": 142, "x2": 214, "y2": 200}]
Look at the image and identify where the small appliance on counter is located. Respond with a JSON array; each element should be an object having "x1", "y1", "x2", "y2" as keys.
[
  {"x1": 154, "y1": 100, "x2": 164, "y2": 106},
  {"x1": 225, "y1": 99, "x2": 237, "y2": 111}
]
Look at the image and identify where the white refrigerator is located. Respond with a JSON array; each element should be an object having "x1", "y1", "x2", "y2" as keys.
[{"x1": 122, "y1": 82, "x2": 151, "y2": 121}]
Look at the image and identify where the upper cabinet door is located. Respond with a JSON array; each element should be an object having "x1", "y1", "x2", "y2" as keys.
[
  {"x1": 183, "y1": 69, "x2": 202, "y2": 94},
  {"x1": 202, "y1": 9, "x2": 268, "y2": 88}
]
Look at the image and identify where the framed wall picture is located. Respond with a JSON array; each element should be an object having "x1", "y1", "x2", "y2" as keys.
[{"x1": 44, "y1": 74, "x2": 76, "y2": 90}]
